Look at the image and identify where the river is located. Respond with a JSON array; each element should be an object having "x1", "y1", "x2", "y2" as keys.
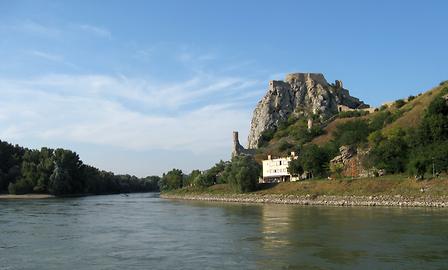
[{"x1": 1, "y1": 193, "x2": 447, "y2": 269}]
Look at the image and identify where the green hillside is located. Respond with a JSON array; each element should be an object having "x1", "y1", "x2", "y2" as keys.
[{"x1": 257, "y1": 81, "x2": 448, "y2": 157}]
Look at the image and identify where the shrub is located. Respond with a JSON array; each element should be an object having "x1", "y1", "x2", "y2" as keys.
[
  {"x1": 333, "y1": 120, "x2": 370, "y2": 147},
  {"x1": 278, "y1": 141, "x2": 293, "y2": 152},
  {"x1": 338, "y1": 110, "x2": 369, "y2": 118},
  {"x1": 407, "y1": 95, "x2": 416, "y2": 102},
  {"x1": 394, "y1": 99, "x2": 406, "y2": 109},
  {"x1": 193, "y1": 173, "x2": 214, "y2": 188},
  {"x1": 8, "y1": 179, "x2": 33, "y2": 195},
  {"x1": 258, "y1": 129, "x2": 276, "y2": 147}
]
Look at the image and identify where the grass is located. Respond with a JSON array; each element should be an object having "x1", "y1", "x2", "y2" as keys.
[
  {"x1": 310, "y1": 84, "x2": 447, "y2": 145},
  {"x1": 164, "y1": 175, "x2": 448, "y2": 198}
]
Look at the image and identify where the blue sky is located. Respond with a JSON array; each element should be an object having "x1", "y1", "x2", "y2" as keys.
[{"x1": 0, "y1": 0, "x2": 447, "y2": 176}]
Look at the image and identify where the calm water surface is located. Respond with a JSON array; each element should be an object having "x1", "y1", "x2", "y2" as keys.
[{"x1": 1, "y1": 193, "x2": 448, "y2": 270}]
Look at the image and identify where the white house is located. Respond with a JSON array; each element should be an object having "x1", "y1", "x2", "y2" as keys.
[{"x1": 261, "y1": 152, "x2": 299, "y2": 183}]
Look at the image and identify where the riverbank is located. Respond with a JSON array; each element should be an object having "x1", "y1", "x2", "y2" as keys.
[
  {"x1": 161, "y1": 193, "x2": 448, "y2": 207},
  {"x1": 0, "y1": 194, "x2": 55, "y2": 200},
  {"x1": 161, "y1": 176, "x2": 448, "y2": 207}
]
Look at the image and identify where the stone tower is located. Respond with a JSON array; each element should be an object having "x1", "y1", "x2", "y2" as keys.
[{"x1": 231, "y1": 131, "x2": 255, "y2": 158}]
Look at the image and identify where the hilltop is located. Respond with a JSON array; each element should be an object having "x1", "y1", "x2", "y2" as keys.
[{"x1": 247, "y1": 73, "x2": 368, "y2": 148}]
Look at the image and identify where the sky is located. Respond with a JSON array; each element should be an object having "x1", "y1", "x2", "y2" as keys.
[{"x1": 0, "y1": 0, "x2": 447, "y2": 177}]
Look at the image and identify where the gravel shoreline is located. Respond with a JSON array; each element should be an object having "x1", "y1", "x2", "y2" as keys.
[
  {"x1": 161, "y1": 193, "x2": 448, "y2": 208},
  {"x1": 0, "y1": 194, "x2": 54, "y2": 200}
]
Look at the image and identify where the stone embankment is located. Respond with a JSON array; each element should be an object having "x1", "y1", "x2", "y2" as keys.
[{"x1": 161, "y1": 193, "x2": 448, "y2": 208}]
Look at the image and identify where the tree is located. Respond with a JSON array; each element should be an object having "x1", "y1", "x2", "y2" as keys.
[
  {"x1": 35, "y1": 148, "x2": 55, "y2": 192},
  {"x1": 159, "y1": 169, "x2": 183, "y2": 191},
  {"x1": 184, "y1": 169, "x2": 201, "y2": 187},
  {"x1": 287, "y1": 158, "x2": 303, "y2": 178},
  {"x1": 222, "y1": 156, "x2": 261, "y2": 193},
  {"x1": 297, "y1": 144, "x2": 329, "y2": 178},
  {"x1": 369, "y1": 132, "x2": 408, "y2": 173},
  {"x1": 48, "y1": 165, "x2": 72, "y2": 195},
  {"x1": 408, "y1": 156, "x2": 428, "y2": 180},
  {"x1": 52, "y1": 149, "x2": 84, "y2": 194},
  {"x1": 333, "y1": 120, "x2": 370, "y2": 147},
  {"x1": 193, "y1": 173, "x2": 214, "y2": 188}
]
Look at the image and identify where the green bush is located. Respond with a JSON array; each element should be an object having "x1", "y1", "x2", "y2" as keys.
[
  {"x1": 8, "y1": 179, "x2": 34, "y2": 195},
  {"x1": 394, "y1": 99, "x2": 406, "y2": 108},
  {"x1": 258, "y1": 128, "x2": 276, "y2": 147},
  {"x1": 333, "y1": 120, "x2": 370, "y2": 147},
  {"x1": 193, "y1": 173, "x2": 214, "y2": 188},
  {"x1": 338, "y1": 110, "x2": 369, "y2": 118},
  {"x1": 407, "y1": 95, "x2": 416, "y2": 101},
  {"x1": 278, "y1": 141, "x2": 293, "y2": 152}
]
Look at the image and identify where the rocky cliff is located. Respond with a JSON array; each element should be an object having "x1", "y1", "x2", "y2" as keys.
[{"x1": 247, "y1": 73, "x2": 368, "y2": 148}]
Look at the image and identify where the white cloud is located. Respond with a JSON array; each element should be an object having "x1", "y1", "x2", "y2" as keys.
[
  {"x1": 75, "y1": 24, "x2": 111, "y2": 38},
  {"x1": 28, "y1": 50, "x2": 63, "y2": 62},
  {"x1": 19, "y1": 20, "x2": 60, "y2": 37},
  {"x1": 0, "y1": 73, "x2": 258, "y2": 154}
]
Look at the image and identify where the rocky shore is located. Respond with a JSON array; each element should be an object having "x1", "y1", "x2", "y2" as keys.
[
  {"x1": 0, "y1": 194, "x2": 54, "y2": 200},
  {"x1": 161, "y1": 193, "x2": 448, "y2": 208}
]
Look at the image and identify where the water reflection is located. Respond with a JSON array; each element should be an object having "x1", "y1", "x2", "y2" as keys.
[{"x1": 261, "y1": 205, "x2": 294, "y2": 250}]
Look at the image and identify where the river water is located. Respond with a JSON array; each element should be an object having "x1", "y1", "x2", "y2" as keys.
[{"x1": 1, "y1": 193, "x2": 447, "y2": 270}]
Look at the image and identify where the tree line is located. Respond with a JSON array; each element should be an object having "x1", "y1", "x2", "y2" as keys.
[
  {"x1": 0, "y1": 143, "x2": 160, "y2": 195},
  {"x1": 160, "y1": 155, "x2": 261, "y2": 193}
]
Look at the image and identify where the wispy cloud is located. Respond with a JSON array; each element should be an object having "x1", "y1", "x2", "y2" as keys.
[
  {"x1": 75, "y1": 24, "x2": 111, "y2": 38},
  {"x1": 26, "y1": 50, "x2": 79, "y2": 69},
  {"x1": 28, "y1": 50, "x2": 63, "y2": 62},
  {"x1": 0, "y1": 72, "x2": 260, "y2": 153},
  {"x1": 19, "y1": 20, "x2": 60, "y2": 37}
]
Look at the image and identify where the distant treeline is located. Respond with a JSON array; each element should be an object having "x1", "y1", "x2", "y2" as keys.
[{"x1": 0, "y1": 142, "x2": 160, "y2": 195}]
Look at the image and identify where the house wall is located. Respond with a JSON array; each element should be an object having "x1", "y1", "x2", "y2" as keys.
[{"x1": 262, "y1": 157, "x2": 291, "y2": 179}]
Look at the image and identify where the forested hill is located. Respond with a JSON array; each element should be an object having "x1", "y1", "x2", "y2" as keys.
[{"x1": 0, "y1": 142, "x2": 160, "y2": 195}]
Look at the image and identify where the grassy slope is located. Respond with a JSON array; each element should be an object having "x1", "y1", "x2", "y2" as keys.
[
  {"x1": 310, "y1": 83, "x2": 446, "y2": 145},
  {"x1": 165, "y1": 175, "x2": 448, "y2": 198}
]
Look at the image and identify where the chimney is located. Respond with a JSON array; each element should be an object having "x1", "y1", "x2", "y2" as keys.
[
  {"x1": 267, "y1": 155, "x2": 272, "y2": 160},
  {"x1": 290, "y1": 152, "x2": 295, "y2": 157}
]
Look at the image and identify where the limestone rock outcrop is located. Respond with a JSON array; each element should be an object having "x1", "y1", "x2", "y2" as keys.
[{"x1": 247, "y1": 73, "x2": 368, "y2": 148}]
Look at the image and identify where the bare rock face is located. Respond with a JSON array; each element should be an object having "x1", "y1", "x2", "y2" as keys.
[
  {"x1": 247, "y1": 73, "x2": 368, "y2": 148},
  {"x1": 330, "y1": 145, "x2": 357, "y2": 165}
]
